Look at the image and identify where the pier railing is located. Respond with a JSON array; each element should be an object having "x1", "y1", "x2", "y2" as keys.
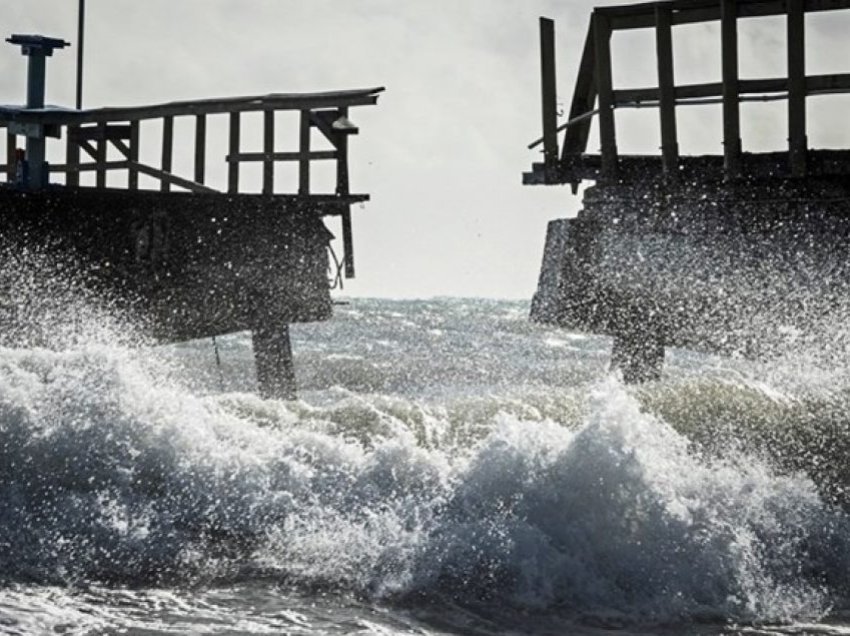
[
  {"x1": 527, "y1": 0, "x2": 850, "y2": 188},
  {"x1": 0, "y1": 86, "x2": 383, "y2": 276}
]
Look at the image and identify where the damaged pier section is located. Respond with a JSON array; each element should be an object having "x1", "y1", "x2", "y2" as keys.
[
  {"x1": 0, "y1": 34, "x2": 383, "y2": 399},
  {"x1": 526, "y1": 0, "x2": 850, "y2": 381}
]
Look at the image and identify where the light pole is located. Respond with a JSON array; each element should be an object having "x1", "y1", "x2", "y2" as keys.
[{"x1": 76, "y1": 0, "x2": 85, "y2": 109}]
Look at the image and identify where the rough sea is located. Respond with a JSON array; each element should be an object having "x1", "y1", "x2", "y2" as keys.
[{"x1": 4, "y1": 292, "x2": 850, "y2": 635}]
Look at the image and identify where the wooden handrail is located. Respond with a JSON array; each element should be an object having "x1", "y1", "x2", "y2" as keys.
[{"x1": 0, "y1": 87, "x2": 385, "y2": 126}]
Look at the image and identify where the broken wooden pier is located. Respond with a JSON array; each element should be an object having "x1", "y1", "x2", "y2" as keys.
[
  {"x1": 0, "y1": 33, "x2": 383, "y2": 398},
  {"x1": 527, "y1": 0, "x2": 850, "y2": 381}
]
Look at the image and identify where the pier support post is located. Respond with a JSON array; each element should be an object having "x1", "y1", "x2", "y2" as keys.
[
  {"x1": 611, "y1": 327, "x2": 665, "y2": 384},
  {"x1": 252, "y1": 323, "x2": 297, "y2": 400}
]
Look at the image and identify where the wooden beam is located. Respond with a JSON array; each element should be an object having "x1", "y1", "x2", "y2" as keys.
[
  {"x1": 593, "y1": 11, "x2": 618, "y2": 180},
  {"x1": 263, "y1": 109, "x2": 274, "y2": 195},
  {"x1": 161, "y1": 115, "x2": 173, "y2": 192},
  {"x1": 130, "y1": 160, "x2": 219, "y2": 193},
  {"x1": 66, "y1": 127, "x2": 80, "y2": 186},
  {"x1": 604, "y1": 0, "x2": 850, "y2": 31},
  {"x1": 128, "y1": 120, "x2": 139, "y2": 190},
  {"x1": 49, "y1": 160, "x2": 130, "y2": 173},
  {"x1": 299, "y1": 109, "x2": 311, "y2": 195},
  {"x1": 70, "y1": 124, "x2": 132, "y2": 142},
  {"x1": 227, "y1": 150, "x2": 338, "y2": 163},
  {"x1": 721, "y1": 0, "x2": 741, "y2": 177},
  {"x1": 539, "y1": 17, "x2": 559, "y2": 171},
  {"x1": 228, "y1": 112, "x2": 240, "y2": 194},
  {"x1": 194, "y1": 114, "x2": 206, "y2": 185},
  {"x1": 788, "y1": 0, "x2": 807, "y2": 176},
  {"x1": 614, "y1": 73, "x2": 850, "y2": 104},
  {"x1": 655, "y1": 4, "x2": 679, "y2": 179}
]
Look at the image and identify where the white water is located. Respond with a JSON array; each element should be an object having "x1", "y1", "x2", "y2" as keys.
[{"x1": 2, "y1": 296, "x2": 850, "y2": 634}]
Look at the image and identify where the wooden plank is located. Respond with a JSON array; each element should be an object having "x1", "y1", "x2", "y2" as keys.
[
  {"x1": 6, "y1": 132, "x2": 15, "y2": 182},
  {"x1": 263, "y1": 109, "x2": 274, "y2": 195},
  {"x1": 788, "y1": 0, "x2": 807, "y2": 176},
  {"x1": 593, "y1": 11, "x2": 618, "y2": 180},
  {"x1": 194, "y1": 114, "x2": 206, "y2": 185},
  {"x1": 539, "y1": 17, "x2": 559, "y2": 170},
  {"x1": 227, "y1": 150, "x2": 338, "y2": 162},
  {"x1": 161, "y1": 115, "x2": 173, "y2": 192},
  {"x1": 228, "y1": 112, "x2": 240, "y2": 194},
  {"x1": 655, "y1": 4, "x2": 678, "y2": 179},
  {"x1": 96, "y1": 122, "x2": 107, "y2": 188},
  {"x1": 128, "y1": 120, "x2": 139, "y2": 190},
  {"x1": 299, "y1": 109, "x2": 311, "y2": 195},
  {"x1": 65, "y1": 127, "x2": 80, "y2": 186},
  {"x1": 562, "y1": 22, "x2": 597, "y2": 160},
  {"x1": 721, "y1": 0, "x2": 741, "y2": 177},
  {"x1": 0, "y1": 88, "x2": 385, "y2": 127}
]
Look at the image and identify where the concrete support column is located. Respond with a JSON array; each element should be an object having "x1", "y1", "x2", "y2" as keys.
[
  {"x1": 252, "y1": 323, "x2": 297, "y2": 400},
  {"x1": 611, "y1": 327, "x2": 665, "y2": 383}
]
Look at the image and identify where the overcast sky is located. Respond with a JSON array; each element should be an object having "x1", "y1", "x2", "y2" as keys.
[{"x1": 4, "y1": 1, "x2": 850, "y2": 299}]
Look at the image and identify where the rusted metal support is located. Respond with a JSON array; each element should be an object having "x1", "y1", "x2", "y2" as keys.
[
  {"x1": 263, "y1": 109, "x2": 274, "y2": 195},
  {"x1": 539, "y1": 17, "x2": 559, "y2": 176},
  {"x1": 228, "y1": 112, "x2": 240, "y2": 194},
  {"x1": 655, "y1": 4, "x2": 679, "y2": 180},
  {"x1": 721, "y1": 0, "x2": 741, "y2": 177},
  {"x1": 96, "y1": 121, "x2": 107, "y2": 188},
  {"x1": 299, "y1": 109, "x2": 311, "y2": 194},
  {"x1": 161, "y1": 115, "x2": 173, "y2": 192},
  {"x1": 128, "y1": 120, "x2": 139, "y2": 190},
  {"x1": 194, "y1": 114, "x2": 206, "y2": 185},
  {"x1": 788, "y1": 0, "x2": 807, "y2": 177},
  {"x1": 252, "y1": 322, "x2": 296, "y2": 400},
  {"x1": 593, "y1": 10, "x2": 618, "y2": 181}
]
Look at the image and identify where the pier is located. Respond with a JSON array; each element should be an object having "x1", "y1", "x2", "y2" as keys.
[
  {"x1": 0, "y1": 34, "x2": 383, "y2": 399},
  {"x1": 526, "y1": 0, "x2": 850, "y2": 381}
]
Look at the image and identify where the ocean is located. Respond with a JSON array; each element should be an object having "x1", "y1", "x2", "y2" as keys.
[{"x1": 3, "y1": 295, "x2": 850, "y2": 635}]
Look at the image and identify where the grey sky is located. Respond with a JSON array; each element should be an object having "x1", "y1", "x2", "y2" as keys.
[{"x1": 4, "y1": 1, "x2": 850, "y2": 299}]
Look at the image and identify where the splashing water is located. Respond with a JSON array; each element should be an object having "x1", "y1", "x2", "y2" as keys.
[{"x1": 2, "y1": 254, "x2": 850, "y2": 633}]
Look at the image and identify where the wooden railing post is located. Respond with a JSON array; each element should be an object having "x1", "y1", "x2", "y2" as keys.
[
  {"x1": 194, "y1": 114, "x2": 206, "y2": 185},
  {"x1": 96, "y1": 122, "x2": 107, "y2": 188},
  {"x1": 788, "y1": 0, "x2": 807, "y2": 177},
  {"x1": 6, "y1": 132, "x2": 15, "y2": 182},
  {"x1": 298, "y1": 109, "x2": 311, "y2": 195},
  {"x1": 335, "y1": 107, "x2": 354, "y2": 278},
  {"x1": 161, "y1": 115, "x2": 173, "y2": 192},
  {"x1": 263, "y1": 109, "x2": 274, "y2": 195},
  {"x1": 228, "y1": 112, "x2": 240, "y2": 194},
  {"x1": 593, "y1": 10, "x2": 618, "y2": 181},
  {"x1": 539, "y1": 17, "x2": 559, "y2": 176},
  {"x1": 721, "y1": 0, "x2": 741, "y2": 177},
  {"x1": 65, "y1": 127, "x2": 80, "y2": 186},
  {"x1": 128, "y1": 120, "x2": 139, "y2": 190},
  {"x1": 655, "y1": 5, "x2": 679, "y2": 180}
]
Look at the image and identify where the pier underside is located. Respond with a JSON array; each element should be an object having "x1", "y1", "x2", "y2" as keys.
[
  {"x1": 0, "y1": 187, "x2": 350, "y2": 397},
  {"x1": 532, "y1": 162, "x2": 850, "y2": 376}
]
